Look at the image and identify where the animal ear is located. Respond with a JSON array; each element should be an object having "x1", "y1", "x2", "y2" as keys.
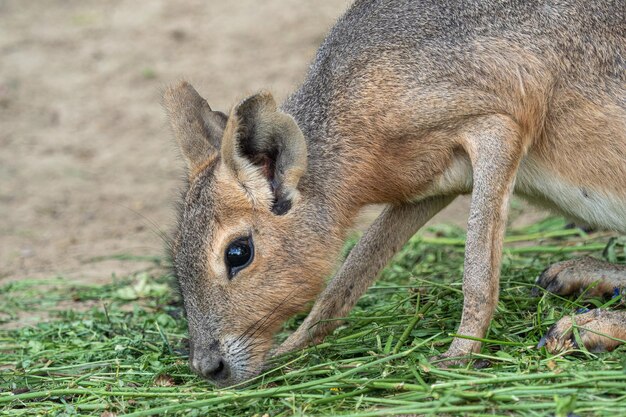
[
  {"x1": 163, "y1": 81, "x2": 227, "y2": 173},
  {"x1": 221, "y1": 91, "x2": 307, "y2": 215}
]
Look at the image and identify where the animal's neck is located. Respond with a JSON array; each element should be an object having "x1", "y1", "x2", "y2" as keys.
[
  {"x1": 281, "y1": 92, "x2": 414, "y2": 233},
  {"x1": 280, "y1": 102, "x2": 358, "y2": 236}
]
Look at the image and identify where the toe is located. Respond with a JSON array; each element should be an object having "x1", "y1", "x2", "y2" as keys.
[
  {"x1": 534, "y1": 263, "x2": 570, "y2": 295},
  {"x1": 540, "y1": 309, "x2": 625, "y2": 354}
]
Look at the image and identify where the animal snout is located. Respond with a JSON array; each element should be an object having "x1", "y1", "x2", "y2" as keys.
[{"x1": 191, "y1": 351, "x2": 230, "y2": 382}]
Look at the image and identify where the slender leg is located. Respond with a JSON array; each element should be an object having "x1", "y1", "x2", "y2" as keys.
[
  {"x1": 273, "y1": 196, "x2": 454, "y2": 356},
  {"x1": 436, "y1": 115, "x2": 525, "y2": 363}
]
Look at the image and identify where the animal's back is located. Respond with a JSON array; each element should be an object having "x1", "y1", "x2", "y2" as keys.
[
  {"x1": 285, "y1": 0, "x2": 626, "y2": 232},
  {"x1": 316, "y1": 0, "x2": 623, "y2": 75},
  {"x1": 287, "y1": 0, "x2": 624, "y2": 143}
]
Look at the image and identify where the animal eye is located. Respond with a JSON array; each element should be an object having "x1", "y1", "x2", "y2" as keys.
[{"x1": 225, "y1": 237, "x2": 254, "y2": 278}]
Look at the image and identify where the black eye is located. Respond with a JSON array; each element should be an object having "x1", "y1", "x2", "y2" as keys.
[{"x1": 225, "y1": 236, "x2": 254, "y2": 278}]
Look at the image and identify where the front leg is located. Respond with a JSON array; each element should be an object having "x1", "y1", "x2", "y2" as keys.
[
  {"x1": 437, "y1": 115, "x2": 525, "y2": 363},
  {"x1": 273, "y1": 196, "x2": 453, "y2": 356}
]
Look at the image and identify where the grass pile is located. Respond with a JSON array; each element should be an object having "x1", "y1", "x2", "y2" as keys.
[{"x1": 1, "y1": 217, "x2": 625, "y2": 416}]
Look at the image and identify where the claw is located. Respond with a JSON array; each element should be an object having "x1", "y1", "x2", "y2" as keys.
[{"x1": 539, "y1": 323, "x2": 578, "y2": 353}]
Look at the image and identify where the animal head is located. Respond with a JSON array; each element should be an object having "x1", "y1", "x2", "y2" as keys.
[{"x1": 164, "y1": 82, "x2": 340, "y2": 386}]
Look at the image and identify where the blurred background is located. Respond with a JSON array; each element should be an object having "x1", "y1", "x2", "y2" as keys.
[{"x1": 0, "y1": 0, "x2": 546, "y2": 286}]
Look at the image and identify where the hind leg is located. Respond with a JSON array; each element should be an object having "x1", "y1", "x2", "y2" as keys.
[
  {"x1": 534, "y1": 256, "x2": 626, "y2": 298},
  {"x1": 534, "y1": 257, "x2": 626, "y2": 353},
  {"x1": 539, "y1": 309, "x2": 626, "y2": 353}
]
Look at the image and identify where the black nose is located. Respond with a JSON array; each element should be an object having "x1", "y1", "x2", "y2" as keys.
[{"x1": 191, "y1": 354, "x2": 230, "y2": 382}]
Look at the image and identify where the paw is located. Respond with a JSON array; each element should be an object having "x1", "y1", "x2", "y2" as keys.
[
  {"x1": 532, "y1": 257, "x2": 619, "y2": 297},
  {"x1": 430, "y1": 351, "x2": 468, "y2": 368},
  {"x1": 538, "y1": 309, "x2": 626, "y2": 354},
  {"x1": 430, "y1": 339, "x2": 481, "y2": 367}
]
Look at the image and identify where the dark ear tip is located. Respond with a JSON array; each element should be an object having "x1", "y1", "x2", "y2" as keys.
[
  {"x1": 235, "y1": 91, "x2": 277, "y2": 117},
  {"x1": 271, "y1": 198, "x2": 292, "y2": 216}
]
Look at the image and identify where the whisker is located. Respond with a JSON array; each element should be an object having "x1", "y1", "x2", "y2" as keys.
[
  {"x1": 119, "y1": 203, "x2": 174, "y2": 250},
  {"x1": 235, "y1": 284, "x2": 304, "y2": 346},
  {"x1": 230, "y1": 310, "x2": 292, "y2": 357}
]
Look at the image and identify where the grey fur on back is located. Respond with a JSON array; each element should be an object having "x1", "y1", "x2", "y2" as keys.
[{"x1": 283, "y1": 0, "x2": 624, "y2": 140}]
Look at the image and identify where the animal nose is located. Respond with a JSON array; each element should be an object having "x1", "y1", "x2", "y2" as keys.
[{"x1": 191, "y1": 354, "x2": 230, "y2": 382}]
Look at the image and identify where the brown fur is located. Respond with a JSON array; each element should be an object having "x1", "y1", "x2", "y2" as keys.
[
  {"x1": 535, "y1": 257, "x2": 626, "y2": 354},
  {"x1": 164, "y1": 82, "x2": 344, "y2": 385},
  {"x1": 163, "y1": 0, "x2": 625, "y2": 385},
  {"x1": 536, "y1": 257, "x2": 626, "y2": 298},
  {"x1": 543, "y1": 309, "x2": 626, "y2": 354}
]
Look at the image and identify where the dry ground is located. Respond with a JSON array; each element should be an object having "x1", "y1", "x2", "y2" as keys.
[{"x1": 0, "y1": 1, "x2": 546, "y2": 287}]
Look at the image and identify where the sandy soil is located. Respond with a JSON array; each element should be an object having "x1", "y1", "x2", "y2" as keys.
[{"x1": 0, "y1": 0, "x2": 547, "y2": 287}]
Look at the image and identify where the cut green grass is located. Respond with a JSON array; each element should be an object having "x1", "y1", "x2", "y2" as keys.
[{"x1": 1, "y1": 217, "x2": 625, "y2": 416}]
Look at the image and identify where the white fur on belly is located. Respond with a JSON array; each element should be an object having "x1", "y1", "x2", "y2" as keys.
[
  {"x1": 516, "y1": 158, "x2": 626, "y2": 233},
  {"x1": 423, "y1": 154, "x2": 626, "y2": 233}
]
